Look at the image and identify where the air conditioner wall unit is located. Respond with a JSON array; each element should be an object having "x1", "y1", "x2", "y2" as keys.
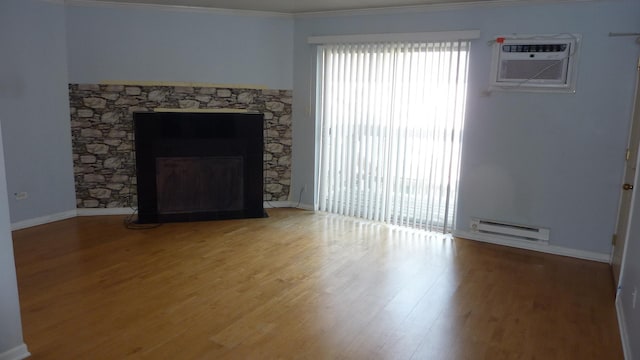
[{"x1": 489, "y1": 34, "x2": 581, "y2": 93}]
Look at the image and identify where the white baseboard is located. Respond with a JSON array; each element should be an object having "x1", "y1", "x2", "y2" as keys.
[
  {"x1": 11, "y1": 210, "x2": 77, "y2": 231},
  {"x1": 264, "y1": 201, "x2": 314, "y2": 211},
  {"x1": 295, "y1": 203, "x2": 315, "y2": 211},
  {"x1": 76, "y1": 207, "x2": 134, "y2": 216},
  {"x1": 11, "y1": 203, "x2": 314, "y2": 230},
  {"x1": 616, "y1": 296, "x2": 632, "y2": 360},
  {"x1": 0, "y1": 344, "x2": 30, "y2": 360},
  {"x1": 263, "y1": 201, "x2": 294, "y2": 208},
  {"x1": 78, "y1": 204, "x2": 310, "y2": 214},
  {"x1": 452, "y1": 230, "x2": 610, "y2": 263}
]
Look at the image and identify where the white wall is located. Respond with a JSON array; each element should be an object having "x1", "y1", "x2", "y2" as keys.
[
  {"x1": 66, "y1": 4, "x2": 294, "y2": 89},
  {"x1": 0, "y1": 125, "x2": 27, "y2": 360},
  {"x1": 0, "y1": 48, "x2": 28, "y2": 358},
  {"x1": 0, "y1": 0, "x2": 76, "y2": 224},
  {"x1": 0, "y1": 1, "x2": 72, "y2": 353},
  {"x1": 0, "y1": 127, "x2": 28, "y2": 360},
  {"x1": 292, "y1": 0, "x2": 640, "y2": 256}
]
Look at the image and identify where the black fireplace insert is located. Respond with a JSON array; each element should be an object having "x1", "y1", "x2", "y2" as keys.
[{"x1": 134, "y1": 111, "x2": 265, "y2": 224}]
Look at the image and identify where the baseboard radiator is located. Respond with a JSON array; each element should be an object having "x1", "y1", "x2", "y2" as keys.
[{"x1": 470, "y1": 218, "x2": 550, "y2": 242}]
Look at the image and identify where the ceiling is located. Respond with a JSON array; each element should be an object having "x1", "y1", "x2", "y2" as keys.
[{"x1": 74, "y1": 0, "x2": 561, "y2": 14}]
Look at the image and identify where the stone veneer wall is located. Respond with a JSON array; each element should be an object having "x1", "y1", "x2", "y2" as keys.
[{"x1": 69, "y1": 84, "x2": 292, "y2": 208}]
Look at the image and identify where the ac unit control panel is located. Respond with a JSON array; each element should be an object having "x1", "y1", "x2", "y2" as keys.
[{"x1": 501, "y1": 44, "x2": 567, "y2": 53}]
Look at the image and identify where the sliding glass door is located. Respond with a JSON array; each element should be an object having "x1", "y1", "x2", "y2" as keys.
[{"x1": 316, "y1": 40, "x2": 470, "y2": 233}]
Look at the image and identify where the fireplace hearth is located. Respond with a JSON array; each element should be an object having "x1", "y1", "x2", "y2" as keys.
[{"x1": 134, "y1": 112, "x2": 265, "y2": 224}]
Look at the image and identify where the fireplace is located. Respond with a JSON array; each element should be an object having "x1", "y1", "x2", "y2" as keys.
[{"x1": 134, "y1": 111, "x2": 265, "y2": 223}]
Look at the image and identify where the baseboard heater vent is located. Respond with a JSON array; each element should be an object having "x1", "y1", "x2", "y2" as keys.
[{"x1": 470, "y1": 218, "x2": 550, "y2": 242}]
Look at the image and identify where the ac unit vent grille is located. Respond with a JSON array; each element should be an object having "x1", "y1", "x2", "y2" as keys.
[{"x1": 500, "y1": 59, "x2": 565, "y2": 81}]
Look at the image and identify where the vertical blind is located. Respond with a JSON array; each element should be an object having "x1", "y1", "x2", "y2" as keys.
[{"x1": 316, "y1": 40, "x2": 470, "y2": 233}]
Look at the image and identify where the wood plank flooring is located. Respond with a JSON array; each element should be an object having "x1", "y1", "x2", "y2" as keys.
[{"x1": 12, "y1": 208, "x2": 622, "y2": 359}]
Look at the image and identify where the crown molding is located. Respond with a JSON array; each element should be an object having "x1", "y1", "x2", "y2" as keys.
[
  {"x1": 308, "y1": 30, "x2": 480, "y2": 44},
  {"x1": 55, "y1": 0, "x2": 601, "y2": 17},
  {"x1": 64, "y1": 0, "x2": 293, "y2": 18},
  {"x1": 294, "y1": 0, "x2": 599, "y2": 17}
]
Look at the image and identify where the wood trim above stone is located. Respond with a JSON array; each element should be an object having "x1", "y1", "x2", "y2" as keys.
[{"x1": 99, "y1": 80, "x2": 268, "y2": 90}]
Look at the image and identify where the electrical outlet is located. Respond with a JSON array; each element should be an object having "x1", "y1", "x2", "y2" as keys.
[
  {"x1": 14, "y1": 192, "x2": 28, "y2": 200},
  {"x1": 633, "y1": 287, "x2": 638, "y2": 309}
]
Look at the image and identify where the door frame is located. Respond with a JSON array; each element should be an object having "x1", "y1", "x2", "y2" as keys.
[{"x1": 612, "y1": 56, "x2": 640, "y2": 288}]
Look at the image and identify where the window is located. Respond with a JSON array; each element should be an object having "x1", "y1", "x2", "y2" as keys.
[{"x1": 316, "y1": 38, "x2": 471, "y2": 233}]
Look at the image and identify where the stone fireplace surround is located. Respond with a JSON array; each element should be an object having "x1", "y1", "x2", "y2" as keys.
[{"x1": 69, "y1": 83, "x2": 292, "y2": 210}]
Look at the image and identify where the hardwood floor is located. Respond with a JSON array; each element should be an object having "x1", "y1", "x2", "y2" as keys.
[{"x1": 12, "y1": 208, "x2": 622, "y2": 359}]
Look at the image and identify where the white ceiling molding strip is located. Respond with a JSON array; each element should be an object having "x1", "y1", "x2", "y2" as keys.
[
  {"x1": 63, "y1": 0, "x2": 293, "y2": 18},
  {"x1": 308, "y1": 30, "x2": 480, "y2": 44},
  {"x1": 295, "y1": 0, "x2": 596, "y2": 17},
  {"x1": 61, "y1": 0, "x2": 598, "y2": 16}
]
